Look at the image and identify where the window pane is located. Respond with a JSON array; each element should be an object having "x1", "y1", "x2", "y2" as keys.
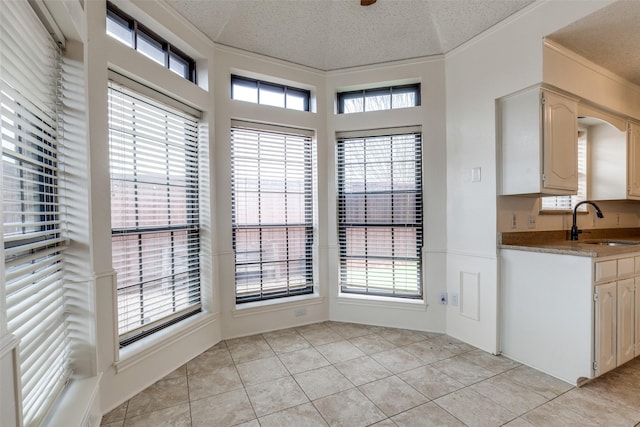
[
  {"x1": 339, "y1": 84, "x2": 420, "y2": 114},
  {"x1": 365, "y1": 89, "x2": 391, "y2": 111},
  {"x1": 136, "y1": 31, "x2": 165, "y2": 65},
  {"x1": 259, "y1": 83, "x2": 285, "y2": 108},
  {"x1": 108, "y1": 81, "x2": 201, "y2": 344},
  {"x1": 341, "y1": 92, "x2": 364, "y2": 114},
  {"x1": 337, "y1": 132, "x2": 423, "y2": 298},
  {"x1": 106, "y1": 4, "x2": 196, "y2": 82},
  {"x1": 232, "y1": 78, "x2": 258, "y2": 103},
  {"x1": 231, "y1": 127, "x2": 314, "y2": 303},
  {"x1": 107, "y1": 11, "x2": 132, "y2": 46},
  {"x1": 392, "y1": 86, "x2": 419, "y2": 109},
  {"x1": 2, "y1": 2, "x2": 70, "y2": 425},
  {"x1": 169, "y1": 53, "x2": 188, "y2": 79},
  {"x1": 286, "y1": 88, "x2": 308, "y2": 111}
]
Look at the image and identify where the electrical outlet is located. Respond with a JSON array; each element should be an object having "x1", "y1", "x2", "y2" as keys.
[
  {"x1": 439, "y1": 292, "x2": 447, "y2": 305},
  {"x1": 511, "y1": 214, "x2": 517, "y2": 229},
  {"x1": 527, "y1": 215, "x2": 536, "y2": 229},
  {"x1": 294, "y1": 307, "x2": 307, "y2": 317}
]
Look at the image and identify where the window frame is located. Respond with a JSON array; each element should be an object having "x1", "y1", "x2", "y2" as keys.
[
  {"x1": 337, "y1": 83, "x2": 421, "y2": 114},
  {"x1": 107, "y1": 77, "x2": 202, "y2": 347},
  {"x1": 231, "y1": 75, "x2": 311, "y2": 112},
  {"x1": 336, "y1": 130, "x2": 424, "y2": 299},
  {"x1": 106, "y1": 2, "x2": 197, "y2": 83},
  {"x1": 1, "y1": 1, "x2": 71, "y2": 424},
  {"x1": 231, "y1": 123, "x2": 316, "y2": 304}
]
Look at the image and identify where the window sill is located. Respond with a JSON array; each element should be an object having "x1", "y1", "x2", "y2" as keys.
[
  {"x1": 115, "y1": 312, "x2": 217, "y2": 374},
  {"x1": 232, "y1": 292, "x2": 325, "y2": 318},
  {"x1": 337, "y1": 292, "x2": 427, "y2": 311},
  {"x1": 44, "y1": 374, "x2": 102, "y2": 427}
]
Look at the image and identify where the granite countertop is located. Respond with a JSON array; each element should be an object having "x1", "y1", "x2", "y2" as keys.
[{"x1": 499, "y1": 229, "x2": 640, "y2": 258}]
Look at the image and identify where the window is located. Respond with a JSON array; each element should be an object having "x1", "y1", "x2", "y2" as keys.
[
  {"x1": 231, "y1": 75, "x2": 311, "y2": 112},
  {"x1": 231, "y1": 123, "x2": 315, "y2": 303},
  {"x1": 106, "y1": 2, "x2": 196, "y2": 82},
  {"x1": 338, "y1": 84, "x2": 420, "y2": 114},
  {"x1": 337, "y1": 130, "x2": 423, "y2": 298},
  {"x1": 108, "y1": 79, "x2": 201, "y2": 347},
  {"x1": 541, "y1": 129, "x2": 587, "y2": 211},
  {"x1": 1, "y1": 2, "x2": 70, "y2": 425}
]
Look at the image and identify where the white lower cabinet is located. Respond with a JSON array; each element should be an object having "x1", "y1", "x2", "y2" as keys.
[
  {"x1": 501, "y1": 249, "x2": 640, "y2": 385},
  {"x1": 617, "y1": 278, "x2": 636, "y2": 365},
  {"x1": 636, "y1": 277, "x2": 640, "y2": 357},
  {"x1": 594, "y1": 256, "x2": 639, "y2": 377},
  {"x1": 595, "y1": 282, "x2": 617, "y2": 376}
]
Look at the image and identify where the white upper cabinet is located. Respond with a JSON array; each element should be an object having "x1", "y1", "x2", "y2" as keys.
[{"x1": 499, "y1": 85, "x2": 578, "y2": 196}]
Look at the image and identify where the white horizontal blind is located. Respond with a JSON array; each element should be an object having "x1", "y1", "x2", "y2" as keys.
[
  {"x1": 337, "y1": 132, "x2": 423, "y2": 298},
  {"x1": 541, "y1": 131, "x2": 587, "y2": 211},
  {"x1": 231, "y1": 125, "x2": 314, "y2": 302},
  {"x1": 1, "y1": 2, "x2": 71, "y2": 426},
  {"x1": 108, "y1": 80, "x2": 201, "y2": 345}
]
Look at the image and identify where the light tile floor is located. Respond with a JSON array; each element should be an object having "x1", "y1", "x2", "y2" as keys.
[{"x1": 101, "y1": 321, "x2": 640, "y2": 427}]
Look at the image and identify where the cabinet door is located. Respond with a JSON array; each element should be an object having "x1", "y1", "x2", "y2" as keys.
[
  {"x1": 542, "y1": 91, "x2": 578, "y2": 192},
  {"x1": 617, "y1": 278, "x2": 635, "y2": 365},
  {"x1": 628, "y1": 122, "x2": 640, "y2": 198},
  {"x1": 595, "y1": 282, "x2": 617, "y2": 376},
  {"x1": 636, "y1": 278, "x2": 640, "y2": 357}
]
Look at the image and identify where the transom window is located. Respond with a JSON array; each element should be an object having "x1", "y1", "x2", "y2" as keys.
[
  {"x1": 338, "y1": 84, "x2": 420, "y2": 114},
  {"x1": 106, "y1": 2, "x2": 196, "y2": 82},
  {"x1": 231, "y1": 123, "x2": 315, "y2": 303},
  {"x1": 231, "y1": 75, "x2": 311, "y2": 112},
  {"x1": 108, "y1": 78, "x2": 201, "y2": 346},
  {"x1": 337, "y1": 130, "x2": 423, "y2": 298}
]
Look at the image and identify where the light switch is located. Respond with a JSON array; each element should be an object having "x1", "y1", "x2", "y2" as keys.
[{"x1": 471, "y1": 167, "x2": 481, "y2": 183}]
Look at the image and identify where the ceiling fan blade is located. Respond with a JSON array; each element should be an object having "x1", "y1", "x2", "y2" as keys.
[{"x1": 361, "y1": 0, "x2": 377, "y2": 5}]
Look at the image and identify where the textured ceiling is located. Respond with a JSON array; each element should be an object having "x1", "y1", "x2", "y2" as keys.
[
  {"x1": 165, "y1": 0, "x2": 534, "y2": 71},
  {"x1": 546, "y1": 0, "x2": 640, "y2": 87}
]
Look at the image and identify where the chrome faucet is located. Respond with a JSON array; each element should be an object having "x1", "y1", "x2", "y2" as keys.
[{"x1": 570, "y1": 200, "x2": 604, "y2": 241}]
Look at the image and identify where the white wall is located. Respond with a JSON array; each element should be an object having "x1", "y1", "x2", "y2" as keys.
[{"x1": 445, "y1": 0, "x2": 616, "y2": 353}]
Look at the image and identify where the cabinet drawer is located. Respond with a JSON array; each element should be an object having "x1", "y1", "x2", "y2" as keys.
[
  {"x1": 618, "y1": 257, "x2": 635, "y2": 277},
  {"x1": 595, "y1": 260, "x2": 618, "y2": 282},
  {"x1": 635, "y1": 256, "x2": 640, "y2": 274}
]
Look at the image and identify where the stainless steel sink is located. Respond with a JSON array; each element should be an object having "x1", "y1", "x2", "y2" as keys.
[{"x1": 584, "y1": 240, "x2": 640, "y2": 246}]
